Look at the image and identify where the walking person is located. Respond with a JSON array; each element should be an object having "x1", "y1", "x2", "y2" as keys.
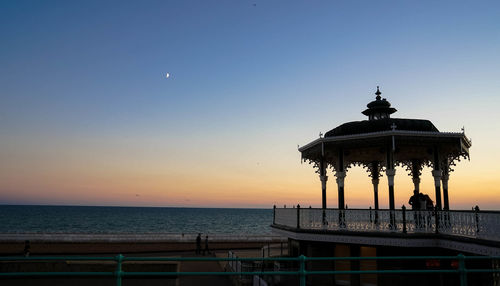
[
  {"x1": 195, "y1": 233, "x2": 202, "y2": 255},
  {"x1": 203, "y1": 235, "x2": 210, "y2": 255}
]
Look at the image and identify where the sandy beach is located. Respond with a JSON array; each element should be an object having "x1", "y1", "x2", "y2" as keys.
[{"x1": 0, "y1": 234, "x2": 286, "y2": 255}]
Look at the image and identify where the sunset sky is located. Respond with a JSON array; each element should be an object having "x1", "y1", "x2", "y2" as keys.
[{"x1": 1, "y1": 1, "x2": 499, "y2": 209}]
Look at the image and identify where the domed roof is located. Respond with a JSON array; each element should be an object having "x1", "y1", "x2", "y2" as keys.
[
  {"x1": 324, "y1": 87, "x2": 439, "y2": 137},
  {"x1": 324, "y1": 118, "x2": 439, "y2": 137}
]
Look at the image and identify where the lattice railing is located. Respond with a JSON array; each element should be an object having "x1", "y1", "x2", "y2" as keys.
[
  {"x1": 273, "y1": 207, "x2": 500, "y2": 242},
  {"x1": 274, "y1": 208, "x2": 297, "y2": 228}
]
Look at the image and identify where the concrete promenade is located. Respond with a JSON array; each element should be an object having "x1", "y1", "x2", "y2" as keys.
[
  {"x1": 179, "y1": 251, "x2": 232, "y2": 286},
  {"x1": 0, "y1": 250, "x2": 244, "y2": 286}
]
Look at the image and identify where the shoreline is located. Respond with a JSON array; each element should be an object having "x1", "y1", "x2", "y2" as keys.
[
  {"x1": 0, "y1": 233, "x2": 286, "y2": 255},
  {"x1": 0, "y1": 233, "x2": 282, "y2": 242}
]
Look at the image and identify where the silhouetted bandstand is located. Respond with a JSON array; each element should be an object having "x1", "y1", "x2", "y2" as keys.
[
  {"x1": 272, "y1": 87, "x2": 500, "y2": 263},
  {"x1": 300, "y1": 86, "x2": 470, "y2": 214}
]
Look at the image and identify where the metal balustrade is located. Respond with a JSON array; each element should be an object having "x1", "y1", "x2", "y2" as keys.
[
  {"x1": 1, "y1": 254, "x2": 498, "y2": 286},
  {"x1": 274, "y1": 208, "x2": 297, "y2": 228},
  {"x1": 273, "y1": 206, "x2": 500, "y2": 242}
]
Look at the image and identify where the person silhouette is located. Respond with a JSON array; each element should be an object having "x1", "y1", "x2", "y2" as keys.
[
  {"x1": 409, "y1": 190, "x2": 422, "y2": 227},
  {"x1": 409, "y1": 190, "x2": 420, "y2": 210},
  {"x1": 203, "y1": 235, "x2": 210, "y2": 255},
  {"x1": 23, "y1": 240, "x2": 30, "y2": 257},
  {"x1": 195, "y1": 233, "x2": 202, "y2": 255}
]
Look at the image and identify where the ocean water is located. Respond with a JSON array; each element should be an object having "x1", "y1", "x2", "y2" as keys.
[{"x1": 0, "y1": 205, "x2": 273, "y2": 235}]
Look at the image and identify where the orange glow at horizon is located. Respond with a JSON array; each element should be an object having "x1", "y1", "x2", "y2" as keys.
[
  {"x1": 1, "y1": 141, "x2": 498, "y2": 210},
  {"x1": 2, "y1": 0, "x2": 500, "y2": 211},
  {"x1": 1, "y1": 97, "x2": 499, "y2": 210}
]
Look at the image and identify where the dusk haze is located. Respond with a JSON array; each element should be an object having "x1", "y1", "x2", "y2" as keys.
[
  {"x1": 1, "y1": 1, "x2": 500, "y2": 285},
  {"x1": 2, "y1": 1, "x2": 499, "y2": 210}
]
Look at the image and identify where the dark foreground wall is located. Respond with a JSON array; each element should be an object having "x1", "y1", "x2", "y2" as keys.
[
  {"x1": 289, "y1": 239, "x2": 497, "y2": 286},
  {"x1": 0, "y1": 261, "x2": 179, "y2": 286}
]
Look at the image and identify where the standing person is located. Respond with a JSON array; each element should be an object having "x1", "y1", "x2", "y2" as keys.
[
  {"x1": 23, "y1": 240, "x2": 30, "y2": 257},
  {"x1": 195, "y1": 233, "x2": 202, "y2": 255},
  {"x1": 424, "y1": 194, "x2": 434, "y2": 211},
  {"x1": 408, "y1": 190, "x2": 420, "y2": 210},
  {"x1": 418, "y1": 193, "x2": 427, "y2": 210},
  {"x1": 203, "y1": 235, "x2": 210, "y2": 255},
  {"x1": 408, "y1": 190, "x2": 421, "y2": 227},
  {"x1": 420, "y1": 193, "x2": 434, "y2": 227}
]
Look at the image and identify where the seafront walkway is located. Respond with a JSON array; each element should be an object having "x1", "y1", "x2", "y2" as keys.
[
  {"x1": 178, "y1": 251, "x2": 232, "y2": 286},
  {"x1": 0, "y1": 250, "x2": 244, "y2": 286},
  {"x1": 0, "y1": 235, "x2": 287, "y2": 285}
]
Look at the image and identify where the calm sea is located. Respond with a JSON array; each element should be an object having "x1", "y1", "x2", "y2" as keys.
[{"x1": 0, "y1": 205, "x2": 273, "y2": 235}]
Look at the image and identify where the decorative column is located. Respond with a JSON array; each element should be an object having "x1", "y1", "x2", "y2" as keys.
[
  {"x1": 336, "y1": 148, "x2": 346, "y2": 210},
  {"x1": 386, "y1": 169, "x2": 396, "y2": 210},
  {"x1": 319, "y1": 158, "x2": 328, "y2": 225},
  {"x1": 386, "y1": 145, "x2": 396, "y2": 229},
  {"x1": 442, "y1": 167, "x2": 450, "y2": 211},
  {"x1": 432, "y1": 170, "x2": 442, "y2": 210},
  {"x1": 441, "y1": 167, "x2": 450, "y2": 226},
  {"x1": 336, "y1": 171, "x2": 346, "y2": 209},
  {"x1": 386, "y1": 146, "x2": 396, "y2": 211},
  {"x1": 441, "y1": 158, "x2": 451, "y2": 211},
  {"x1": 336, "y1": 170, "x2": 346, "y2": 227},
  {"x1": 372, "y1": 178, "x2": 379, "y2": 210},
  {"x1": 412, "y1": 177, "x2": 421, "y2": 193},
  {"x1": 370, "y1": 162, "x2": 380, "y2": 210},
  {"x1": 336, "y1": 148, "x2": 346, "y2": 227},
  {"x1": 411, "y1": 160, "x2": 422, "y2": 194},
  {"x1": 432, "y1": 147, "x2": 443, "y2": 210},
  {"x1": 319, "y1": 159, "x2": 328, "y2": 210},
  {"x1": 371, "y1": 173, "x2": 380, "y2": 224}
]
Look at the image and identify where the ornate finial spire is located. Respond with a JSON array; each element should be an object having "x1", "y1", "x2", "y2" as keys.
[
  {"x1": 375, "y1": 86, "x2": 382, "y2": 100},
  {"x1": 363, "y1": 86, "x2": 396, "y2": 119}
]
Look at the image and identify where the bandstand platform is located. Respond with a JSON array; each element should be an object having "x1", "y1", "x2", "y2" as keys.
[{"x1": 271, "y1": 87, "x2": 500, "y2": 286}]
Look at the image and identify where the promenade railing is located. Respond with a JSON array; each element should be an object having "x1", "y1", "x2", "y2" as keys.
[
  {"x1": 1, "y1": 254, "x2": 499, "y2": 286},
  {"x1": 273, "y1": 206, "x2": 500, "y2": 242}
]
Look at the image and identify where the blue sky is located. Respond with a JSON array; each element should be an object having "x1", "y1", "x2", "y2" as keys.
[{"x1": 1, "y1": 1, "x2": 500, "y2": 208}]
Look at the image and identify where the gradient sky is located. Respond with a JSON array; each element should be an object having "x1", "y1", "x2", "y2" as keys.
[{"x1": 1, "y1": 0, "x2": 499, "y2": 209}]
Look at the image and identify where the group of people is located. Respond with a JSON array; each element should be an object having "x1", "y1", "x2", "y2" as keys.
[
  {"x1": 408, "y1": 190, "x2": 434, "y2": 228},
  {"x1": 195, "y1": 233, "x2": 210, "y2": 255},
  {"x1": 409, "y1": 189, "x2": 434, "y2": 211}
]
